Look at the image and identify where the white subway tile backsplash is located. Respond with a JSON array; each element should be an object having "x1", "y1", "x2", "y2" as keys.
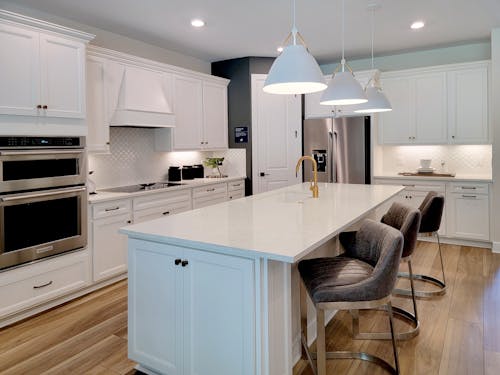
[{"x1": 88, "y1": 127, "x2": 246, "y2": 189}]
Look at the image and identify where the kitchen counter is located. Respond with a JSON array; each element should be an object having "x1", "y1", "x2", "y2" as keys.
[
  {"x1": 122, "y1": 182, "x2": 403, "y2": 375},
  {"x1": 88, "y1": 176, "x2": 246, "y2": 203},
  {"x1": 374, "y1": 174, "x2": 492, "y2": 183}
]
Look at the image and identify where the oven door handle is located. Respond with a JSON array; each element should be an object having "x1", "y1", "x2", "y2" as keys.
[
  {"x1": 0, "y1": 186, "x2": 86, "y2": 202},
  {"x1": 0, "y1": 150, "x2": 84, "y2": 156}
]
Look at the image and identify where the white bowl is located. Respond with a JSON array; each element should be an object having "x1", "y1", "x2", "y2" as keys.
[{"x1": 420, "y1": 159, "x2": 432, "y2": 169}]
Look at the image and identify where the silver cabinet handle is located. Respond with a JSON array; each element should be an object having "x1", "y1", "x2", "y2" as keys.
[
  {"x1": 402, "y1": 184, "x2": 415, "y2": 187},
  {"x1": 1, "y1": 186, "x2": 86, "y2": 202},
  {"x1": 461, "y1": 186, "x2": 477, "y2": 190},
  {"x1": 232, "y1": 184, "x2": 241, "y2": 187},
  {"x1": 105, "y1": 206, "x2": 120, "y2": 212},
  {"x1": 462, "y1": 195, "x2": 477, "y2": 198},
  {"x1": 33, "y1": 280, "x2": 53, "y2": 289}
]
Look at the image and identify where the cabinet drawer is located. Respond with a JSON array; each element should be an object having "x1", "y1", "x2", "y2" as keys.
[
  {"x1": 134, "y1": 200, "x2": 192, "y2": 223},
  {"x1": 228, "y1": 180, "x2": 245, "y2": 192},
  {"x1": 228, "y1": 189, "x2": 245, "y2": 200},
  {"x1": 193, "y1": 194, "x2": 227, "y2": 209},
  {"x1": 0, "y1": 250, "x2": 90, "y2": 317},
  {"x1": 92, "y1": 199, "x2": 131, "y2": 219},
  {"x1": 374, "y1": 179, "x2": 445, "y2": 193},
  {"x1": 133, "y1": 190, "x2": 191, "y2": 211},
  {"x1": 192, "y1": 183, "x2": 227, "y2": 198},
  {"x1": 449, "y1": 183, "x2": 489, "y2": 195}
]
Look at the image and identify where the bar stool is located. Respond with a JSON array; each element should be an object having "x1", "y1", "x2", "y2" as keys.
[
  {"x1": 298, "y1": 219, "x2": 404, "y2": 375},
  {"x1": 394, "y1": 191, "x2": 446, "y2": 298},
  {"x1": 349, "y1": 202, "x2": 421, "y2": 341}
]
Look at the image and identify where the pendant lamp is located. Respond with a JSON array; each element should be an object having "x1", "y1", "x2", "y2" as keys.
[
  {"x1": 320, "y1": 0, "x2": 367, "y2": 106},
  {"x1": 263, "y1": 0, "x2": 326, "y2": 95},
  {"x1": 355, "y1": 4, "x2": 392, "y2": 113}
]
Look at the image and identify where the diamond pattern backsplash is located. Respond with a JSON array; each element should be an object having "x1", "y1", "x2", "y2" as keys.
[
  {"x1": 88, "y1": 127, "x2": 246, "y2": 189},
  {"x1": 378, "y1": 145, "x2": 492, "y2": 176}
]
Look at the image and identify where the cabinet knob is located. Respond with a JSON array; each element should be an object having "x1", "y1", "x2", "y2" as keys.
[
  {"x1": 36, "y1": 105, "x2": 42, "y2": 109},
  {"x1": 174, "y1": 259, "x2": 182, "y2": 265},
  {"x1": 42, "y1": 105, "x2": 48, "y2": 110},
  {"x1": 181, "y1": 260, "x2": 189, "y2": 267},
  {"x1": 452, "y1": 135, "x2": 455, "y2": 139},
  {"x1": 127, "y1": 220, "x2": 132, "y2": 224}
]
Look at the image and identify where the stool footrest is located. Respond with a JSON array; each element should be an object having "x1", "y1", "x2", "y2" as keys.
[
  {"x1": 352, "y1": 306, "x2": 420, "y2": 341},
  {"x1": 307, "y1": 350, "x2": 398, "y2": 374},
  {"x1": 394, "y1": 272, "x2": 446, "y2": 298}
]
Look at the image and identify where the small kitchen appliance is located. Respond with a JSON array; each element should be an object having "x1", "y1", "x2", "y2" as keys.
[{"x1": 168, "y1": 166, "x2": 181, "y2": 181}]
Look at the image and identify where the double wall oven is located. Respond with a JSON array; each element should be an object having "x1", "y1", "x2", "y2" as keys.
[{"x1": 0, "y1": 136, "x2": 87, "y2": 271}]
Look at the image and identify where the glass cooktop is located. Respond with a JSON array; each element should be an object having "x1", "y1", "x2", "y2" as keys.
[{"x1": 101, "y1": 182, "x2": 184, "y2": 193}]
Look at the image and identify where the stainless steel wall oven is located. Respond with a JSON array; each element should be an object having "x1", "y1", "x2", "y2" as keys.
[{"x1": 0, "y1": 136, "x2": 87, "y2": 270}]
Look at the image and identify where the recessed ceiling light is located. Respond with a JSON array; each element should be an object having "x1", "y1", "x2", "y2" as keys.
[
  {"x1": 411, "y1": 20, "x2": 425, "y2": 30},
  {"x1": 277, "y1": 46, "x2": 284, "y2": 53},
  {"x1": 191, "y1": 19, "x2": 205, "y2": 28}
]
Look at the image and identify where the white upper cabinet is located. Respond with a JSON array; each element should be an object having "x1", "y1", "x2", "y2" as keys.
[
  {"x1": 379, "y1": 61, "x2": 490, "y2": 145},
  {"x1": 448, "y1": 64, "x2": 489, "y2": 144},
  {"x1": 86, "y1": 55, "x2": 109, "y2": 153},
  {"x1": 0, "y1": 18, "x2": 89, "y2": 119},
  {"x1": 202, "y1": 81, "x2": 228, "y2": 149},
  {"x1": 0, "y1": 23, "x2": 40, "y2": 116}
]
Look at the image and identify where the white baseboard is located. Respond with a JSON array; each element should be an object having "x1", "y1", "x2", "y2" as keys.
[
  {"x1": 492, "y1": 242, "x2": 500, "y2": 253},
  {"x1": 418, "y1": 236, "x2": 492, "y2": 249}
]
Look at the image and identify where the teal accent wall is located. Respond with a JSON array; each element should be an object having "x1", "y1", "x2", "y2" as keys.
[{"x1": 320, "y1": 41, "x2": 491, "y2": 74}]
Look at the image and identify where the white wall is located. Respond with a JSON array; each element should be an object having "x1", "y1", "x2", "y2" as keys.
[
  {"x1": 0, "y1": 1, "x2": 211, "y2": 73},
  {"x1": 491, "y1": 29, "x2": 500, "y2": 251},
  {"x1": 88, "y1": 127, "x2": 246, "y2": 189}
]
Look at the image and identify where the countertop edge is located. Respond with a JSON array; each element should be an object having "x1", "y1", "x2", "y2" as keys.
[
  {"x1": 373, "y1": 175, "x2": 493, "y2": 183},
  {"x1": 89, "y1": 176, "x2": 247, "y2": 203}
]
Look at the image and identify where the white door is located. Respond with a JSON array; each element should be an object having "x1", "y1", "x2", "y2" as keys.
[
  {"x1": 40, "y1": 33, "x2": 85, "y2": 118},
  {"x1": 0, "y1": 23, "x2": 40, "y2": 116},
  {"x1": 173, "y1": 75, "x2": 203, "y2": 150},
  {"x1": 202, "y1": 81, "x2": 228, "y2": 149},
  {"x1": 251, "y1": 74, "x2": 302, "y2": 194}
]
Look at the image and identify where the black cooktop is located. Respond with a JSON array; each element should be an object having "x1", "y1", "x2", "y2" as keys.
[{"x1": 101, "y1": 182, "x2": 184, "y2": 193}]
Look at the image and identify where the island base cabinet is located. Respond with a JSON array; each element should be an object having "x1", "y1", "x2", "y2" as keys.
[{"x1": 128, "y1": 239, "x2": 256, "y2": 375}]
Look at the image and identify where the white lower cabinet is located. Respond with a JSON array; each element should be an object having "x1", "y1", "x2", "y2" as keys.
[
  {"x1": 0, "y1": 250, "x2": 90, "y2": 317},
  {"x1": 133, "y1": 190, "x2": 192, "y2": 223},
  {"x1": 128, "y1": 239, "x2": 255, "y2": 375},
  {"x1": 192, "y1": 183, "x2": 228, "y2": 209},
  {"x1": 91, "y1": 199, "x2": 132, "y2": 282},
  {"x1": 447, "y1": 183, "x2": 490, "y2": 241}
]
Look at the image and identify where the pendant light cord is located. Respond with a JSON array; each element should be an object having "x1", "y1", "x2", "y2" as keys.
[
  {"x1": 292, "y1": 0, "x2": 297, "y2": 45},
  {"x1": 341, "y1": 0, "x2": 345, "y2": 71},
  {"x1": 371, "y1": 7, "x2": 374, "y2": 70}
]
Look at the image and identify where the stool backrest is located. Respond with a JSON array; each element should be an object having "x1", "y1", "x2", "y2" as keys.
[
  {"x1": 418, "y1": 191, "x2": 444, "y2": 233},
  {"x1": 340, "y1": 219, "x2": 404, "y2": 300},
  {"x1": 381, "y1": 202, "x2": 421, "y2": 258}
]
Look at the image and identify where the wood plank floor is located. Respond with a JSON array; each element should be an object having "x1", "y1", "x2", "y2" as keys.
[{"x1": 0, "y1": 241, "x2": 499, "y2": 374}]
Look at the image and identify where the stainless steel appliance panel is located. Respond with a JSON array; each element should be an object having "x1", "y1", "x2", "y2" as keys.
[{"x1": 303, "y1": 116, "x2": 370, "y2": 184}]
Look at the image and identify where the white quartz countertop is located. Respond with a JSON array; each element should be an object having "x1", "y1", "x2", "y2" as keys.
[
  {"x1": 374, "y1": 174, "x2": 492, "y2": 183},
  {"x1": 120, "y1": 182, "x2": 403, "y2": 263},
  {"x1": 89, "y1": 176, "x2": 246, "y2": 203}
]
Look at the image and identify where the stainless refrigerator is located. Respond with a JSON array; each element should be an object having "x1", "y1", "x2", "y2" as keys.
[{"x1": 303, "y1": 116, "x2": 371, "y2": 184}]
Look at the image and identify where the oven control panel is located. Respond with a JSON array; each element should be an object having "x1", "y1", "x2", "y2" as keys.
[{"x1": 0, "y1": 136, "x2": 85, "y2": 148}]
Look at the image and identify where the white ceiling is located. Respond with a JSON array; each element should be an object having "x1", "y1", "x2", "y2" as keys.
[{"x1": 5, "y1": 0, "x2": 500, "y2": 64}]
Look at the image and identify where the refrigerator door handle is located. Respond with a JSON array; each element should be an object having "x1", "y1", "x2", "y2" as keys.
[{"x1": 332, "y1": 130, "x2": 339, "y2": 183}]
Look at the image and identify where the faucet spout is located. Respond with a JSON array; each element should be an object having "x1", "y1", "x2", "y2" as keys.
[{"x1": 296, "y1": 156, "x2": 319, "y2": 198}]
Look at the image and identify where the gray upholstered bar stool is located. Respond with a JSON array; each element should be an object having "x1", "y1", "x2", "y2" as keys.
[
  {"x1": 298, "y1": 219, "x2": 404, "y2": 375},
  {"x1": 349, "y1": 202, "x2": 421, "y2": 341},
  {"x1": 394, "y1": 191, "x2": 446, "y2": 298}
]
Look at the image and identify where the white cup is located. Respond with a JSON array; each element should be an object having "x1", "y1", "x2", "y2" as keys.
[{"x1": 420, "y1": 159, "x2": 432, "y2": 169}]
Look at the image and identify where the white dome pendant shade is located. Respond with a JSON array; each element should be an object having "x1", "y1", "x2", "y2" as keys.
[
  {"x1": 320, "y1": 62, "x2": 368, "y2": 105},
  {"x1": 320, "y1": 0, "x2": 367, "y2": 106},
  {"x1": 263, "y1": 0, "x2": 326, "y2": 95},
  {"x1": 264, "y1": 44, "x2": 327, "y2": 95},
  {"x1": 354, "y1": 85, "x2": 392, "y2": 113}
]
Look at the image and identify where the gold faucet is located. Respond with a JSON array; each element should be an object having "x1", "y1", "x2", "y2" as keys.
[{"x1": 296, "y1": 156, "x2": 319, "y2": 198}]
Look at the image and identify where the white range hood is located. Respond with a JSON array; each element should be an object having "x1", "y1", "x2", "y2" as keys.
[{"x1": 110, "y1": 66, "x2": 175, "y2": 128}]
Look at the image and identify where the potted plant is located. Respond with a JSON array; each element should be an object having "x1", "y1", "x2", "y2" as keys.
[{"x1": 203, "y1": 157, "x2": 225, "y2": 177}]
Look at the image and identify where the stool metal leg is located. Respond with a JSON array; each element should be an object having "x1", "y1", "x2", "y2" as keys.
[
  {"x1": 394, "y1": 231, "x2": 447, "y2": 298},
  {"x1": 387, "y1": 301, "x2": 401, "y2": 375}
]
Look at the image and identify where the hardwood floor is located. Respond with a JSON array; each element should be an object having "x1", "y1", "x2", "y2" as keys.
[{"x1": 0, "y1": 241, "x2": 499, "y2": 375}]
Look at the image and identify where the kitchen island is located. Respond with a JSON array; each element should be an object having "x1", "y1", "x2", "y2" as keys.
[{"x1": 121, "y1": 182, "x2": 403, "y2": 375}]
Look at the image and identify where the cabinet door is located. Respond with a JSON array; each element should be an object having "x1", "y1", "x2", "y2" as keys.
[
  {"x1": 86, "y1": 56, "x2": 110, "y2": 153},
  {"x1": 447, "y1": 193, "x2": 489, "y2": 241},
  {"x1": 0, "y1": 23, "x2": 40, "y2": 116},
  {"x1": 92, "y1": 213, "x2": 130, "y2": 281},
  {"x1": 183, "y1": 249, "x2": 255, "y2": 375},
  {"x1": 413, "y1": 73, "x2": 448, "y2": 143},
  {"x1": 128, "y1": 240, "x2": 184, "y2": 375},
  {"x1": 40, "y1": 33, "x2": 86, "y2": 118},
  {"x1": 304, "y1": 88, "x2": 335, "y2": 119},
  {"x1": 202, "y1": 82, "x2": 228, "y2": 149},
  {"x1": 172, "y1": 75, "x2": 203, "y2": 150},
  {"x1": 448, "y1": 66, "x2": 489, "y2": 144},
  {"x1": 378, "y1": 77, "x2": 412, "y2": 144}
]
